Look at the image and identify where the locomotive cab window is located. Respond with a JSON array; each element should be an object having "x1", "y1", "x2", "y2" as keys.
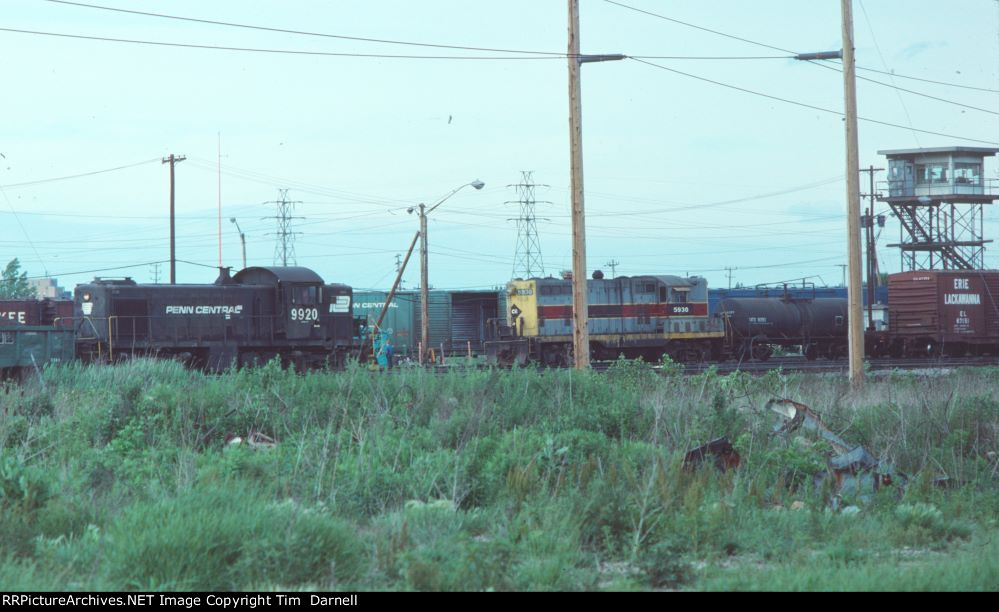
[
  {"x1": 541, "y1": 285, "x2": 571, "y2": 296},
  {"x1": 291, "y1": 286, "x2": 319, "y2": 304}
]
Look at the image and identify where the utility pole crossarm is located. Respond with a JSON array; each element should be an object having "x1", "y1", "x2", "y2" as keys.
[
  {"x1": 578, "y1": 53, "x2": 627, "y2": 63},
  {"x1": 794, "y1": 50, "x2": 843, "y2": 61}
]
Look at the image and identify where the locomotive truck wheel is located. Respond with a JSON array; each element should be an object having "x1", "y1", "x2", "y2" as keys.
[{"x1": 944, "y1": 343, "x2": 966, "y2": 358}]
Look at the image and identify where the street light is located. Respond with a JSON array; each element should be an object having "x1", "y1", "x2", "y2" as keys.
[
  {"x1": 229, "y1": 217, "x2": 247, "y2": 270},
  {"x1": 409, "y1": 180, "x2": 485, "y2": 364}
]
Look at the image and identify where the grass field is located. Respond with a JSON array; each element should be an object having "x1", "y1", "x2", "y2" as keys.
[{"x1": 1, "y1": 358, "x2": 995, "y2": 591}]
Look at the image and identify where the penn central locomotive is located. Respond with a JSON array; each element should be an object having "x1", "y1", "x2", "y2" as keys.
[{"x1": 73, "y1": 266, "x2": 354, "y2": 370}]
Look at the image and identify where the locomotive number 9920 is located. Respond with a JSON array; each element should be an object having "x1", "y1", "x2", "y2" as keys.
[{"x1": 290, "y1": 307, "x2": 319, "y2": 322}]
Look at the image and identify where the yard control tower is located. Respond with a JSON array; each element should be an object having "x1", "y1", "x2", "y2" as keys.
[{"x1": 879, "y1": 147, "x2": 999, "y2": 270}]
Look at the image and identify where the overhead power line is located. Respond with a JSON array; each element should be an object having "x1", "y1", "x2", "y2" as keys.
[
  {"x1": 605, "y1": 0, "x2": 999, "y2": 94},
  {"x1": 23, "y1": 260, "x2": 170, "y2": 280},
  {"x1": 0, "y1": 27, "x2": 559, "y2": 60},
  {"x1": 630, "y1": 57, "x2": 999, "y2": 146},
  {"x1": 44, "y1": 0, "x2": 567, "y2": 57},
  {"x1": 0, "y1": 158, "x2": 160, "y2": 189},
  {"x1": 41, "y1": 0, "x2": 791, "y2": 61},
  {"x1": 0, "y1": 26, "x2": 791, "y2": 62},
  {"x1": 853, "y1": 65, "x2": 999, "y2": 94},
  {"x1": 604, "y1": 0, "x2": 793, "y2": 54},
  {"x1": 856, "y1": 0, "x2": 920, "y2": 147},
  {"x1": 809, "y1": 60, "x2": 999, "y2": 117}
]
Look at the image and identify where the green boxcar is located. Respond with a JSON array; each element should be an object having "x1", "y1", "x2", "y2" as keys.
[
  {"x1": 352, "y1": 291, "x2": 419, "y2": 357},
  {"x1": 352, "y1": 289, "x2": 500, "y2": 359},
  {"x1": 0, "y1": 325, "x2": 76, "y2": 376}
]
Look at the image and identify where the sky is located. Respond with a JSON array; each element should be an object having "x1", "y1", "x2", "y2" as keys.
[{"x1": 2, "y1": 0, "x2": 998, "y2": 294}]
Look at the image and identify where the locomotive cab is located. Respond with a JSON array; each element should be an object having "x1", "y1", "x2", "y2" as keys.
[
  {"x1": 283, "y1": 283, "x2": 322, "y2": 340},
  {"x1": 231, "y1": 267, "x2": 330, "y2": 346}
]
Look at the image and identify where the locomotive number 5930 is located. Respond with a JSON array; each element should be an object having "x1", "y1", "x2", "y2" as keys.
[{"x1": 291, "y1": 307, "x2": 319, "y2": 322}]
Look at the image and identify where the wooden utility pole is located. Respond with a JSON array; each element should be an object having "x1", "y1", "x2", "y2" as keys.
[
  {"x1": 565, "y1": 2, "x2": 623, "y2": 369},
  {"x1": 419, "y1": 203, "x2": 429, "y2": 364},
  {"x1": 861, "y1": 165, "x2": 884, "y2": 331},
  {"x1": 162, "y1": 154, "x2": 186, "y2": 284},
  {"x1": 841, "y1": 0, "x2": 864, "y2": 387},
  {"x1": 567, "y1": 0, "x2": 590, "y2": 370}
]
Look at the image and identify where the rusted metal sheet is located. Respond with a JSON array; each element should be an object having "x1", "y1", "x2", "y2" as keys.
[
  {"x1": 683, "y1": 437, "x2": 741, "y2": 472},
  {"x1": 767, "y1": 398, "x2": 906, "y2": 498},
  {"x1": 767, "y1": 398, "x2": 852, "y2": 455}
]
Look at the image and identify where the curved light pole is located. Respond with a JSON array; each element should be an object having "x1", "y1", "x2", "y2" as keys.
[
  {"x1": 229, "y1": 217, "x2": 247, "y2": 270},
  {"x1": 410, "y1": 180, "x2": 485, "y2": 363}
]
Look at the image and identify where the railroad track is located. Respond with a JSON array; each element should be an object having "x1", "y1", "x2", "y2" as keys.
[
  {"x1": 411, "y1": 355, "x2": 999, "y2": 376},
  {"x1": 658, "y1": 355, "x2": 999, "y2": 376}
]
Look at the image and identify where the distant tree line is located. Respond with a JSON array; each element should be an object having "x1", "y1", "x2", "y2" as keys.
[{"x1": 0, "y1": 258, "x2": 37, "y2": 299}]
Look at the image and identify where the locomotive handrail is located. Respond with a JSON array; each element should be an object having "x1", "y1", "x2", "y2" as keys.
[
  {"x1": 76, "y1": 316, "x2": 104, "y2": 360},
  {"x1": 108, "y1": 316, "x2": 115, "y2": 361}
]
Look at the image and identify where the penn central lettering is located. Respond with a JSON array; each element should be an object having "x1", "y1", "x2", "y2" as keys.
[
  {"x1": 944, "y1": 294, "x2": 980, "y2": 305},
  {"x1": 165, "y1": 305, "x2": 244, "y2": 315}
]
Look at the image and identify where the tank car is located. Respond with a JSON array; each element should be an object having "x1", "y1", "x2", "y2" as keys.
[
  {"x1": 715, "y1": 296, "x2": 848, "y2": 360},
  {"x1": 74, "y1": 266, "x2": 354, "y2": 370},
  {"x1": 485, "y1": 273, "x2": 724, "y2": 366}
]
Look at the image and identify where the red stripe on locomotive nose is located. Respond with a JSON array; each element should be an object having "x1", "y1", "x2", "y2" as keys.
[{"x1": 536, "y1": 303, "x2": 707, "y2": 318}]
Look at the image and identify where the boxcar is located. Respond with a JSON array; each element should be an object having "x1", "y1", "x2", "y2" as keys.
[
  {"x1": 0, "y1": 298, "x2": 73, "y2": 328},
  {"x1": 887, "y1": 269, "x2": 999, "y2": 356}
]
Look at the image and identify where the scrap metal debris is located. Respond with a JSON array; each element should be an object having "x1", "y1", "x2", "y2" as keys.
[
  {"x1": 683, "y1": 436, "x2": 741, "y2": 472},
  {"x1": 767, "y1": 398, "x2": 852, "y2": 455},
  {"x1": 766, "y1": 398, "x2": 908, "y2": 498},
  {"x1": 224, "y1": 430, "x2": 277, "y2": 450}
]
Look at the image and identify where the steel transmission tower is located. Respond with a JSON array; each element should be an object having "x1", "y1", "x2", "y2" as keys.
[
  {"x1": 507, "y1": 171, "x2": 550, "y2": 278},
  {"x1": 265, "y1": 189, "x2": 303, "y2": 266}
]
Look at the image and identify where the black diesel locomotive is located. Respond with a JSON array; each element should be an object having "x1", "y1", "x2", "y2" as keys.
[{"x1": 74, "y1": 266, "x2": 355, "y2": 370}]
